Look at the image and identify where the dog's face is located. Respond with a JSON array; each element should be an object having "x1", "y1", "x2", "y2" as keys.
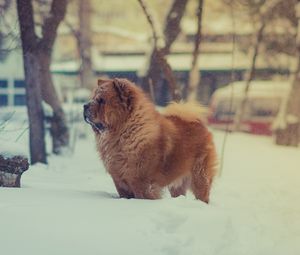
[{"x1": 83, "y1": 78, "x2": 134, "y2": 132}]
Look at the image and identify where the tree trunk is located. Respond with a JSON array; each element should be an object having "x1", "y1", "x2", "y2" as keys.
[
  {"x1": 233, "y1": 21, "x2": 266, "y2": 131},
  {"x1": 17, "y1": 0, "x2": 47, "y2": 164},
  {"x1": 274, "y1": 1, "x2": 300, "y2": 146},
  {"x1": 39, "y1": 51, "x2": 69, "y2": 154},
  {"x1": 24, "y1": 52, "x2": 47, "y2": 163},
  {"x1": 142, "y1": 48, "x2": 180, "y2": 104},
  {"x1": 39, "y1": 0, "x2": 69, "y2": 154},
  {"x1": 78, "y1": 0, "x2": 94, "y2": 90},
  {"x1": 274, "y1": 56, "x2": 300, "y2": 146},
  {"x1": 0, "y1": 155, "x2": 29, "y2": 187},
  {"x1": 141, "y1": 49, "x2": 162, "y2": 95},
  {"x1": 140, "y1": 0, "x2": 188, "y2": 105},
  {"x1": 17, "y1": 0, "x2": 69, "y2": 159},
  {"x1": 187, "y1": 0, "x2": 204, "y2": 102}
]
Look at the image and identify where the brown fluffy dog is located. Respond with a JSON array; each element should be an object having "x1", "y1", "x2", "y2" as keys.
[{"x1": 83, "y1": 78, "x2": 217, "y2": 203}]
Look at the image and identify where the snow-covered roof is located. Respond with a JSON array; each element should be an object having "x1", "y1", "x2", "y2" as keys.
[
  {"x1": 213, "y1": 80, "x2": 291, "y2": 100},
  {"x1": 0, "y1": 50, "x2": 293, "y2": 78},
  {"x1": 50, "y1": 61, "x2": 80, "y2": 73},
  {"x1": 92, "y1": 26, "x2": 147, "y2": 42},
  {"x1": 92, "y1": 52, "x2": 276, "y2": 73}
]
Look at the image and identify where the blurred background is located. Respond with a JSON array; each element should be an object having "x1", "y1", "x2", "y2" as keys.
[
  {"x1": 1, "y1": 2, "x2": 300, "y2": 253},
  {"x1": 0, "y1": 0, "x2": 300, "y2": 164}
]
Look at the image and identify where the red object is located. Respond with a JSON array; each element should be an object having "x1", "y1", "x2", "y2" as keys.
[{"x1": 207, "y1": 116, "x2": 272, "y2": 136}]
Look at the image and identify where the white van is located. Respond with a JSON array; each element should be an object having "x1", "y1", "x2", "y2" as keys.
[{"x1": 208, "y1": 80, "x2": 290, "y2": 135}]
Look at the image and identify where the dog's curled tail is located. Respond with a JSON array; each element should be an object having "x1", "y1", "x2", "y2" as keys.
[{"x1": 163, "y1": 101, "x2": 208, "y2": 123}]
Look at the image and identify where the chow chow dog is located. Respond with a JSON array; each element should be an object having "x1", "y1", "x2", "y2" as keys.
[{"x1": 83, "y1": 78, "x2": 217, "y2": 203}]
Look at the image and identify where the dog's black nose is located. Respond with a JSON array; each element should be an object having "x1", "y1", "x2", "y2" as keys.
[{"x1": 83, "y1": 103, "x2": 89, "y2": 111}]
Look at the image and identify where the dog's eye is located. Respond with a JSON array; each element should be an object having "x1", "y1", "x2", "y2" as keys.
[{"x1": 97, "y1": 98, "x2": 105, "y2": 105}]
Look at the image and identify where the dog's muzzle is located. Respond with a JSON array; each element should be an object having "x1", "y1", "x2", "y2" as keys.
[
  {"x1": 83, "y1": 103, "x2": 106, "y2": 133},
  {"x1": 83, "y1": 103, "x2": 92, "y2": 123}
]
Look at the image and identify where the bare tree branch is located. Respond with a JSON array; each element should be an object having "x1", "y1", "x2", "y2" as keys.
[
  {"x1": 187, "y1": 0, "x2": 204, "y2": 102},
  {"x1": 233, "y1": 0, "x2": 283, "y2": 131},
  {"x1": 16, "y1": 0, "x2": 38, "y2": 51},
  {"x1": 39, "y1": 0, "x2": 67, "y2": 53},
  {"x1": 140, "y1": 0, "x2": 188, "y2": 104},
  {"x1": 163, "y1": 0, "x2": 188, "y2": 53},
  {"x1": 0, "y1": 0, "x2": 10, "y2": 11},
  {"x1": 63, "y1": 18, "x2": 80, "y2": 39},
  {"x1": 137, "y1": 0, "x2": 161, "y2": 48},
  {"x1": 233, "y1": 20, "x2": 266, "y2": 130}
]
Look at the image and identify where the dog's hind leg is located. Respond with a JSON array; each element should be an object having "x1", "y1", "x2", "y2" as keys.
[
  {"x1": 168, "y1": 176, "x2": 191, "y2": 198},
  {"x1": 190, "y1": 150, "x2": 216, "y2": 203}
]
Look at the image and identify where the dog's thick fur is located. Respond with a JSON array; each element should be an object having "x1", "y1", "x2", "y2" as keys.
[{"x1": 84, "y1": 78, "x2": 217, "y2": 203}]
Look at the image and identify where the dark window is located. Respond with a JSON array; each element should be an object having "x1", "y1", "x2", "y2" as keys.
[
  {"x1": 252, "y1": 109, "x2": 274, "y2": 117},
  {"x1": 14, "y1": 94, "x2": 26, "y2": 106},
  {"x1": 249, "y1": 99, "x2": 280, "y2": 117},
  {"x1": 0, "y1": 80, "x2": 8, "y2": 88},
  {"x1": 0, "y1": 94, "x2": 8, "y2": 106},
  {"x1": 14, "y1": 80, "x2": 26, "y2": 88}
]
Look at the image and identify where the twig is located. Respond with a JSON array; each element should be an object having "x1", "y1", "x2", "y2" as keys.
[
  {"x1": 63, "y1": 18, "x2": 80, "y2": 39},
  {"x1": 187, "y1": 0, "x2": 204, "y2": 102},
  {"x1": 15, "y1": 127, "x2": 29, "y2": 142},
  {"x1": 137, "y1": 0, "x2": 160, "y2": 48},
  {"x1": 0, "y1": 111, "x2": 16, "y2": 129},
  {"x1": 219, "y1": 0, "x2": 236, "y2": 177}
]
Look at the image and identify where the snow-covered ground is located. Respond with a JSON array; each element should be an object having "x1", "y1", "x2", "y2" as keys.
[{"x1": 0, "y1": 128, "x2": 300, "y2": 255}]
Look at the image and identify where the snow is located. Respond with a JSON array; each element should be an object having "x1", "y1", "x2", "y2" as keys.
[
  {"x1": 93, "y1": 26, "x2": 148, "y2": 42},
  {"x1": 0, "y1": 140, "x2": 27, "y2": 158},
  {"x1": 1, "y1": 130, "x2": 300, "y2": 255},
  {"x1": 0, "y1": 107, "x2": 29, "y2": 155},
  {"x1": 287, "y1": 114, "x2": 299, "y2": 124}
]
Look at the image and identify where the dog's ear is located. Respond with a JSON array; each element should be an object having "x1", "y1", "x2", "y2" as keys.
[
  {"x1": 112, "y1": 78, "x2": 134, "y2": 111},
  {"x1": 98, "y1": 77, "x2": 109, "y2": 86}
]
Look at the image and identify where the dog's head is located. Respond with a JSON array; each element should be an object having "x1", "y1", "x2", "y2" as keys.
[{"x1": 83, "y1": 78, "x2": 135, "y2": 133}]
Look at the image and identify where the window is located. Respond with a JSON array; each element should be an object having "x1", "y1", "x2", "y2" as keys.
[
  {"x1": 14, "y1": 80, "x2": 26, "y2": 88},
  {"x1": 249, "y1": 99, "x2": 280, "y2": 118},
  {"x1": 14, "y1": 94, "x2": 26, "y2": 106},
  {"x1": 0, "y1": 95, "x2": 8, "y2": 106},
  {"x1": 0, "y1": 80, "x2": 8, "y2": 88},
  {"x1": 214, "y1": 100, "x2": 237, "y2": 120}
]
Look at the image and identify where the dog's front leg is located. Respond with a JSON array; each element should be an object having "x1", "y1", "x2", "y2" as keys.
[
  {"x1": 130, "y1": 179, "x2": 161, "y2": 200},
  {"x1": 112, "y1": 178, "x2": 135, "y2": 199}
]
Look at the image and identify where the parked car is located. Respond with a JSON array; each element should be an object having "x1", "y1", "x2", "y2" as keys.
[{"x1": 207, "y1": 80, "x2": 290, "y2": 135}]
